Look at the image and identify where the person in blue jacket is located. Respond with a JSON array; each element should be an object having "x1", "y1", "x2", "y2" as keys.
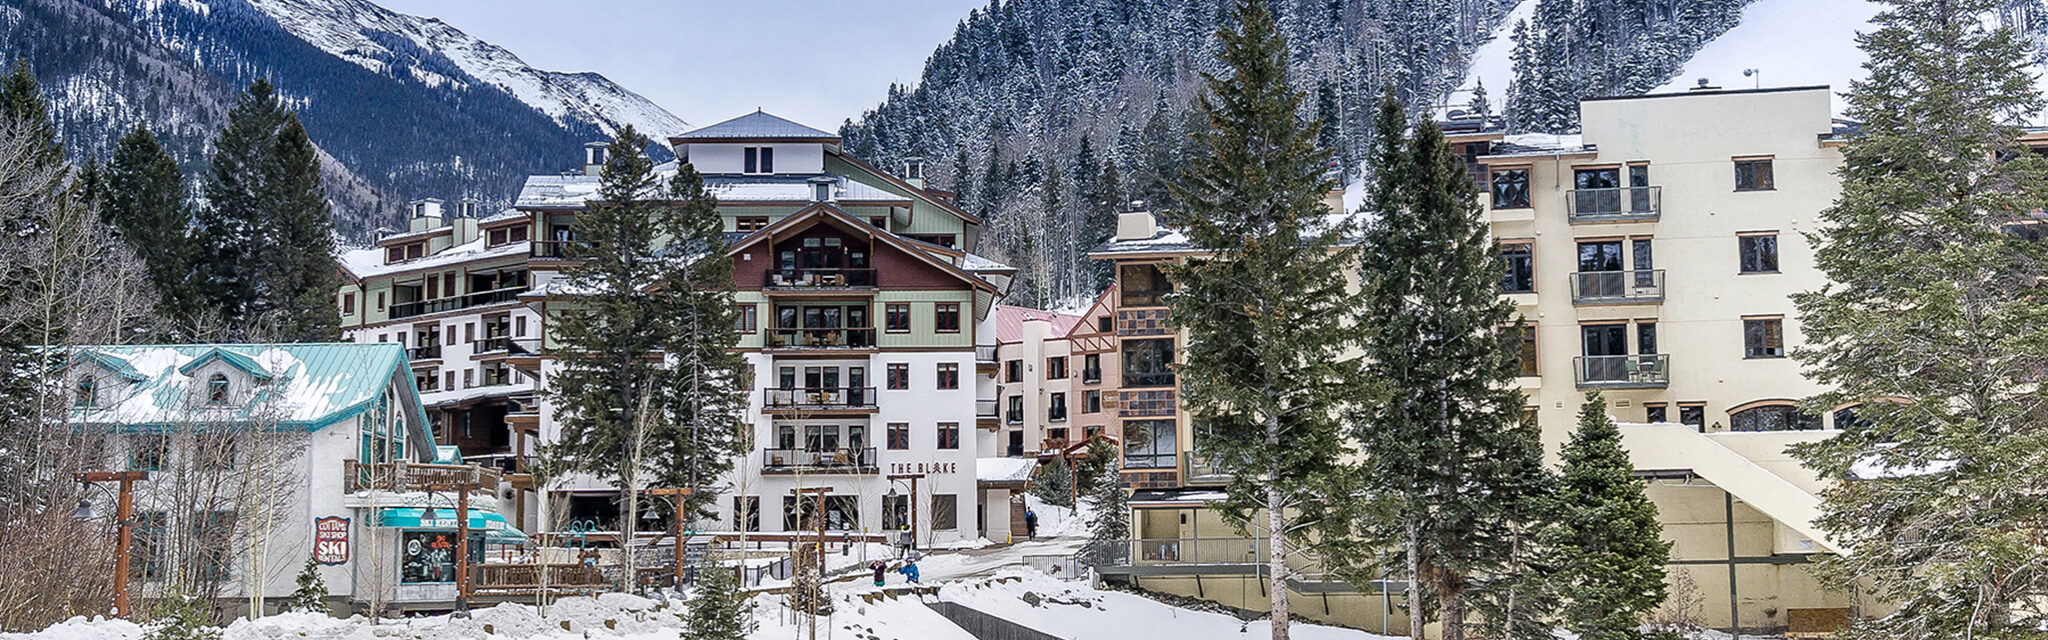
[{"x1": 896, "y1": 557, "x2": 921, "y2": 584}]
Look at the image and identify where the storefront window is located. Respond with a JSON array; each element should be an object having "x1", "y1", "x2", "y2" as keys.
[{"x1": 400, "y1": 530, "x2": 484, "y2": 584}]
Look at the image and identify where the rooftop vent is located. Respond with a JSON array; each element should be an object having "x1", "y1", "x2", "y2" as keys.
[{"x1": 1691, "y1": 77, "x2": 1721, "y2": 91}]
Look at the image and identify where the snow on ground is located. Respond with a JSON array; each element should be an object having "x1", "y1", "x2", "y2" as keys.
[
  {"x1": 1653, "y1": 0, "x2": 1883, "y2": 114},
  {"x1": 1452, "y1": 0, "x2": 1536, "y2": 106},
  {"x1": 941, "y1": 569, "x2": 1397, "y2": 640}
]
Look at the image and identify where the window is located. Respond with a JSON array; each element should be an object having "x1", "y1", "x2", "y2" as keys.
[
  {"x1": 401, "y1": 530, "x2": 483, "y2": 584},
  {"x1": 936, "y1": 363, "x2": 959, "y2": 390},
  {"x1": 1097, "y1": 316, "x2": 1113, "y2": 333},
  {"x1": 1511, "y1": 325, "x2": 1538, "y2": 376},
  {"x1": 885, "y1": 303, "x2": 910, "y2": 332},
  {"x1": 129, "y1": 436, "x2": 166, "y2": 471},
  {"x1": 1123, "y1": 419, "x2": 1177, "y2": 469},
  {"x1": 133, "y1": 511, "x2": 166, "y2": 580},
  {"x1": 75, "y1": 378, "x2": 96, "y2": 407},
  {"x1": 735, "y1": 305, "x2": 757, "y2": 333},
  {"x1": 731, "y1": 496, "x2": 760, "y2": 532},
  {"x1": 934, "y1": 303, "x2": 961, "y2": 333},
  {"x1": 377, "y1": 292, "x2": 387, "y2": 312},
  {"x1": 744, "y1": 146, "x2": 775, "y2": 174},
  {"x1": 736, "y1": 216, "x2": 770, "y2": 232},
  {"x1": 1490, "y1": 168, "x2": 1531, "y2": 208},
  {"x1": 1082, "y1": 354, "x2": 1101, "y2": 382},
  {"x1": 1833, "y1": 405, "x2": 1872, "y2": 430},
  {"x1": 1734, "y1": 157, "x2": 1775, "y2": 191},
  {"x1": 1679, "y1": 404, "x2": 1706, "y2": 430},
  {"x1": 882, "y1": 494, "x2": 909, "y2": 530},
  {"x1": 1730, "y1": 404, "x2": 1822, "y2": 432},
  {"x1": 206, "y1": 374, "x2": 230, "y2": 405},
  {"x1": 1049, "y1": 393, "x2": 1067, "y2": 421},
  {"x1": 887, "y1": 422, "x2": 909, "y2": 450},
  {"x1": 937, "y1": 422, "x2": 960, "y2": 450},
  {"x1": 1005, "y1": 360, "x2": 1023, "y2": 383},
  {"x1": 1006, "y1": 396, "x2": 1023, "y2": 424},
  {"x1": 1744, "y1": 317, "x2": 1785, "y2": 358},
  {"x1": 1645, "y1": 403, "x2": 1668, "y2": 423},
  {"x1": 1123, "y1": 338, "x2": 1175, "y2": 387},
  {"x1": 1120, "y1": 264, "x2": 1172, "y2": 307},
  {"x1": 1047, "y1": 357, "x2": 1067, "y2": 380},
  {"x1": 932, "y1": 494, "x2": 959, "y2": 530},
  {"x1": 887, "y1": 363, "x2": 909, "y2": 390},
  {"x1": 1499, "y1": 243, "x2": 1534, "y2": 293},
  {"x1": 341, "y1": 292, "x2": 356, "y2": 316},
  {"x1": 516, "y1": 316, "x2": 527, "y2": 337},
  {"x1": 1638, "y1": 321, "x2": 1658, "y2": 355},
  {"x1": 1739, "y1": 233, "x2": 1779, "y2": 273},
  {"x1": 1085, "y1": 390, "x2": 1102, "y2": 414}
]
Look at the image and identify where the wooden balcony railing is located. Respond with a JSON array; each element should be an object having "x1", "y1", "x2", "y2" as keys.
[
  {"x1": 343, "y1": 460, "x2": 502, "y2": 493},
  {"x1": 762, "y1": 447, "x2": 877, "y2": 473},
  {"x1": 467, "y1": 563, "x2": 610, "y2": 595}
]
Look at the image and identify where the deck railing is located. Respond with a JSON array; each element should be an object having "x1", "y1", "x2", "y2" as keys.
[
  {"x1": 761, "y1": 447, "x2": 877, "y2": 472},
  {"x1": 764, "y1": 268, "x2": 878, "y2": 288},
  {"x1": 467, "y1": 563, "x2": 610, "y2": 595},
  {"x1": 389, "y1": 287, "x2": 525, "y2": 320},
  {"x1": 765, "y1": 328, "x2": 876, "y2": 349},
  {"x1": 343, "y1": 460, "x2": 502, "y2": 493},
  {"x1": 1569, "y1": 269, "x2": 1666, "y2": 304},
  {"x1": 1566, "y1": 186, "x2": 1661, "y2": 223},
  {"x1": 763, "y1": 387, "x2": 877, "y2": 410},
  {"x1": 1573, "y1": 354, "x2": 1671, "y2": 389}
]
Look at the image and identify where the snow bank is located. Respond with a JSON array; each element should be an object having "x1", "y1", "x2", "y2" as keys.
[
  {"x1": 1654, "y1": 0, "x2": 1882, "y2": 115},
  {"x1": 940, "y1": 569, "x2": 1399, "y2": 640}
]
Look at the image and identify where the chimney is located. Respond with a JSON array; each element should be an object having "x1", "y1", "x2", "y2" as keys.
[
  {"x1": 408, "y1": 198, "x2": 444, "y2": 233},
  {"x1": 583, "y1": 142, "x2": 608, "y2": 176},
  {"x1": 809, "y1": 176, "x2": 837, "y2": 203},
  {"x1": 1115, "y1": 205, "x2": 1157, "y2": 242},
  {"x1": 903, "y1": 156, "x2": 926, "y2": 188}
]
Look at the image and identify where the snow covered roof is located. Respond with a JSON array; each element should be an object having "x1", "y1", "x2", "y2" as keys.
[
  {"x1": 338, "y1": 238, "x2": 530, "y2": 280},
  {"x1": 63, "y1": 343, "x2": 428, "y2": 434},
  {"x1": 420, "y1": 382, "x2": 529, "y2": 408},
  {"x1": 672, "y1": 110, "x2": 838, "y2": 141},
  {"x1": 957, "y1": 251, "x2": 1013, "y2": 272},
  {"x1": 514, "y1": 171, "x2": 903, "y2": 209},
  {"x1": 479, "y1": 209, "x2": 528, "y2": 225},
  {"x1": 977, "y1": 457, "x2": 1037, "y2": 484},
  {"x1": 1485, "y1": 133, "x2": 1592, "y2": 158},
  {"x1": 1089, "y1": 227, "x2": 1199, "y2": 257}
]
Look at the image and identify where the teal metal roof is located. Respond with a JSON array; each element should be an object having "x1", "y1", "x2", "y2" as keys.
[{"x1": 65, "y1": 343, "x2": 426, "y2": 433}]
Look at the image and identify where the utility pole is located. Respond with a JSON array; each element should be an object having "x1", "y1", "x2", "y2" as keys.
[
  {"x1": 78, "y1": 470, "x2": 148, "y2": 619},
  {"x1": 430, "y1": 476, "x2": 483, "y2": 613},
  {"x1": 647, "y1": 487, "x2": 693, "y2": 586}
]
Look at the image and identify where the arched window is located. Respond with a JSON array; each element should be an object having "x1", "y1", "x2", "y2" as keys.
[
  {"x1": 1833, "y1": 405, "x2": 1871, "y2": 430},
  {"x1": 206, "y1": 373, "x2": 230, "y2": 405},
  {"x1": 74, "y1": 378, "x2": 95, "y2": 407},
  {"x1": 1730, "y1": 403, "x2": 1821, "y2": 432}
]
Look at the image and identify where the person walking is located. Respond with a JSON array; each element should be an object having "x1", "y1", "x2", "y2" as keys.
[{"x1": 1024, "y1": 508, "x2": 1039, "y2": 539}]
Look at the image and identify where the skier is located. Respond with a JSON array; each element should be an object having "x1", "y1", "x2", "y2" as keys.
[
  {"x1": 896, "y1": 557, "x2": 921, "y2": 584},
  {"x1": 1024, "y1": 508, "x2": 1039, "y2": 539},
  {"x1": 869, "y1": 560, "x2": 888, "y2": 587}
]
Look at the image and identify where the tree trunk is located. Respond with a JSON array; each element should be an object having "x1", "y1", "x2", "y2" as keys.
[
  {"x1": 1267, "y1": 477, "x2": 1289, "y2": 640},
  {"x1": 1407, "y1": 519, "x2": 1424, "y2": 640},
  {"x1": 1442, "y1": 579, "x2": 1465, "y2": 640}
]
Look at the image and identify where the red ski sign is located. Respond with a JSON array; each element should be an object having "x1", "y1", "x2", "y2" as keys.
[{"x1": 313, "y1": 516, "x2": 350, "y2": 565}]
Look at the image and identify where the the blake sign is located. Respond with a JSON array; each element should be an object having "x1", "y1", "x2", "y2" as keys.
[
  {"x1": 313, "y1": 516, "x2": 349, "y2": 565},
  {"x1": 887, "y1": 461, "x2": 959, "y2": 475}
]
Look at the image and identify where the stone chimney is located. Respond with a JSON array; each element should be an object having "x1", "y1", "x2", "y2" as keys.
[{"x1": 583, "y1": 142, "x2": 608, "y2": 176}]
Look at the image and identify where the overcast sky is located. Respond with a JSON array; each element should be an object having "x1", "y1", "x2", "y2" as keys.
[{"x1": 376, "y1": 0, "x2": 987, "y2": 131}]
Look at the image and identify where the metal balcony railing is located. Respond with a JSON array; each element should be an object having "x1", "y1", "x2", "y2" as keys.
[
  {"x1": 975, "y1": 399, "x2": 999, "y2": 418},
  {"x1": 763, "y1": 387, "x2": 877, "y2": 410},
  {"x1": 1569, "y1": 269, "x2": 1665, "y2": 304},
  {"x1": 1006, "y1": 409, "x2": 1023, "y2": 425},
  {"x1": 1185, "y1": 456, "x2": 1233, "y2": 484},
  {"x1": 530, "y1": 240, "x2": 590, "y2": 260},
  {"x1": 1573, "y1": 354, "x2": 1671, "y2": 389},
  {"x1": 1048, "y1": 408, "x2": 1067, "y2": 422},
  {"x1": 1080, "y1": 367, "x2": 1102, "y2": 383},
  {"x1": 1566, "y1": 186, "x2": 1661, "y2": 223},
  {"x1": 407, "y1": 344, "x2": 442, "y2": 361},
  {"x1": 975, "y1": 344, "x2": 998, "y2": 363},
  {"x1": 765, "y1": 328, "x2": 876, "y2": 349},
  {"x1": 764, "y1": 268, "x2": 877, "y2": 288},
  {"x1": 761, "y1": 447, "x2": 877, "y2": 472},
  {"x1": 389, "y1": 287, "x2": 526, "y2": 320}
]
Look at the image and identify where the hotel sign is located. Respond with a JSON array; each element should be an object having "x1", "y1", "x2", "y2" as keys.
[
  {"x1": 313, "y1": 516, "x2": 350, "y2": 565},
  {"x1": 887, "y1": 461, "x2": 960, "y2": 475}
]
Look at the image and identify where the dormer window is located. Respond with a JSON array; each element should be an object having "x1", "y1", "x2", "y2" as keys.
[
  {"x1": 207, "y1": 374, "x2": 230, "y2": 405},
  {"x1": 744, "y1": 147, "x2": 775, "y2": 174},
  {"x1": 74, "y1": 378, "x2": 95, "y2": 407},
  {"x1": 487, "y1": 224, "x2": 530, "y2": 247},
  {"x1": 385, "y1": 242, "x2": 425, "y2": 264}
]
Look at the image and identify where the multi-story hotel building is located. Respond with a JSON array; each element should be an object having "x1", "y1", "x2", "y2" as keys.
[
  {"x1": 1085, "y1": 85, "x2": 1876, "y2": 635},
  {"x1": 986, "y1": 294, "x2": 1121, "y2": 460},
  {"x1": 338, "y1": 111, "x2": 1013, "y2": 547}
]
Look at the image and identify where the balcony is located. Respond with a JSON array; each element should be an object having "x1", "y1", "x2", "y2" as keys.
[
  {"x1": 762, "y1": 447, "x2": 877, "y2": 474},
  {"x1": 1569, "y1": 270, "x2": 1665, "y2": 305},
  {"x1": 389, "y1": 287, "x2": 526, "y2": 320},
  {"x1": 1081, "y1": 367, "x2": 1102, "y2": 384},
  {"x1": 765, "y1": 328, "x2": 876, "y2": 350},
  {"x1": 1048, "y1": 408, "x2": 1067, "y2": 423},
  {"x1": 1006, "y1": 409, "x2": 1023, "y2": 425},
  {"x1": 1185, "y1": 456, "x2": 1233, "y2": 485},
  {"x1": 975, "y1": 344, "x2": 998, "y2": 363},
  {"x1": 1566, "y1": 186, "x2": 1661, "y2": 223},
  {"x1": 976, "y1": 399, "x2": 999, "y2": 419},
  {"x1": 1574, "y1": 354, "x2": 1670, "y2": 389},
  {"x1": 343, "y1": 460, "x2": 501, "y2": 493},
  {"x1": 763, "y1": 387, "x2": 877, "y2": 413},
  {"x1": 407, "y1": 344, "x2": 442, "y2": 362},
  {"x1": 530, "y1": 240, "x2": 589, "y2": 260},
  {"x1": 764, "y1": 268, "x2": 877, "y2": 289}
]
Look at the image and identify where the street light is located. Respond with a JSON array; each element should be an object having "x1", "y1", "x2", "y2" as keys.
[
  {"x1": 76, "y1": 470, "x2": 148, "y2": 619},
  {"x1": 71, "y1": 498, "x2": 95, "y2": 520}
]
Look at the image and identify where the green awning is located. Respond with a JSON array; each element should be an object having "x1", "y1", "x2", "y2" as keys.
[{"x1": 376, "y1": 507, "x2": 525, "y2": 544}]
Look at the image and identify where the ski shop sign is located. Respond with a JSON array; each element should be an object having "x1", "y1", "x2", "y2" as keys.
[{"x1": 313, "y1": 516, "x2": 350, "y2": 565}]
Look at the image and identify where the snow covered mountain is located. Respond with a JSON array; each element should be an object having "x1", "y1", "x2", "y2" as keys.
[{"x1": 0, "y1": 0, "x2": 687, "y2": 236}]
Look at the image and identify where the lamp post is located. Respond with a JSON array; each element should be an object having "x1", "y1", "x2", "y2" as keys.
[
  {"x1": 426, "y1": 476, "x2": 481, "y2": 613},
  {"x1": 645, "y1": 487, "x2": 692, "y2": 586},
  {"x1": 75, "y1": 470, "x2": 148, "y2": 618},
  {"x1": 886, "y1": 473, "x2": 925, "y2": 552}
]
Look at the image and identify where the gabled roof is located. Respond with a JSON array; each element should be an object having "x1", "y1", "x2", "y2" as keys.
[
  {"x1": 672, "y1": 110, "x2": 839, "y2": 143},
  {"x1": 70, "y1": 350, "x2": 147, "y2": 382},
  {"x1": 64, "y1": 343, "x2": 429, "y2": 437},
  {"x1": 726, "y1": 203, "x2": 1000, "y2": 294}
]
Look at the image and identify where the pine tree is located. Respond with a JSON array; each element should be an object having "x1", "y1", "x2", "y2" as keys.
[
  {"x1": 284, "y1": 558, "x2": 330, "y2": 614},
  {"x1": 0, "y1": 64, "x2": 62, "y2": 169},
  {"x1": 656, "y1": 159, "x2": 748, "y2": 517},
  {"x1": 1545, "y1": 392, "x2": 1667, "y2": 640},
  {"x1": 1079, "y1": 439, "x2": 1130, "y2": 567},
  {"x1": 1033, "y1": 455, "x2": 1074, "y2": 508},
  {"x1": 1789, "y1": 1, "x2": 2048, "y2": 638},
  {"x1": 194, "y1": 79, "x2": 339, "y2": 341},
  {"x1": 1354, "y1": 93, "x2": 1549, "y2": 640},
  {"x1": 100, "y1": 125, "x2": 201, "y2": 331},
  {"x1": 1163, "y1": 2, "x2": 1363, "y2": 637},
  {"x1": 684, "y1": 556, "x2": 752, "y2": 640}
]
